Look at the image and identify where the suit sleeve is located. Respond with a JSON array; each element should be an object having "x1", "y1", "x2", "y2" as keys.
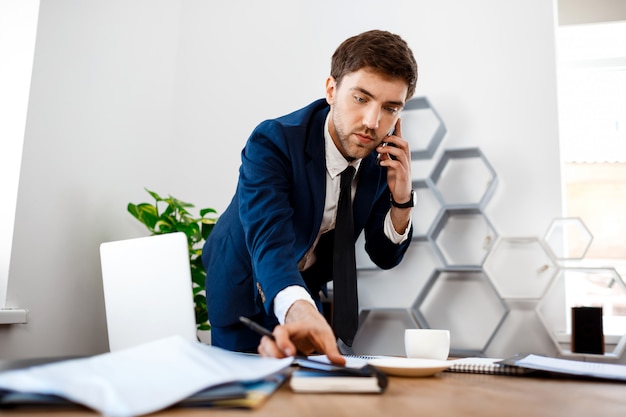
[
  {"x1": 237, "y1": 120, "x2": 313, "y2": 316},
  {"x1": 363, "y1": 185, "x2": 413, "y2": 270}
]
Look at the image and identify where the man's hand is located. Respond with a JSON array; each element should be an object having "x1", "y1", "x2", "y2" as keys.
[{"x1": 257, "y1": 300, "x2": 346, "y2": 365}]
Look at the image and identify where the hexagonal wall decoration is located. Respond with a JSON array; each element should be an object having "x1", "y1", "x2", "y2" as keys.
[
  {"x1": 537, "y1": 267, "x2": 626, "y2": 358},
  {"x1": 431, "y1": 207, "x2": 498, "y2": 268},
  {"x1": 484, "y1": 300, "x2": 558, "y2": 358},
  {"x1": 355, "y1": 95, "x2": 626, "y2": 360},
  {"x1": 352, "y1": 308, "x2": 419, "y2": 356},
  {"x1": 411, "y1": 179, "x2": 442, "y2": 239},
  {"x1": 544, "y1": 217, "x2": 593, "y2": 260},
  {"x1": 483, "y1": 237, "x2": 558, "y2": 299},
  {"x1": 402, "y1": 96, "x2": 447, "y2": 160},
  {"x1": 357, "y1": 240, "x2": 443, "y2": 309},
  {"x1": 411, "y1": 268, "x2": 509, "y2": 356},
  {"x1": 430, "y1": 148, "x2": 497, "y2": 207}
]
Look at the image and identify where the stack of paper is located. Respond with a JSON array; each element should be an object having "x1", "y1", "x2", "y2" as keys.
[
  {"x1": 0, "y1": 336, "x2": 292, "y2": 417},
  {"x1": 510, "y1": 354, "x2": 626, "y2": 381}
]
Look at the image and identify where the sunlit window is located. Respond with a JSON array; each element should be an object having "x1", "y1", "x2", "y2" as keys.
[
  {"x1": 557, "y1": 21, "x2": 626, "y2": 341},
  {"x1": 0, "y1": 0, "x2": 40, "y2": 308}
]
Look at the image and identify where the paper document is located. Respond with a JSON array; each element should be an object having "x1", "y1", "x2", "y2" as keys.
[
  {"x1": 313, "y1": 354, "x2": 396, "y2": 368},
  {"x1": 0, "y1": 335, "x2": 292, "y2": 417},
  {"x1": 515, "y1": 354, "x2": 626, "y2": 381}
]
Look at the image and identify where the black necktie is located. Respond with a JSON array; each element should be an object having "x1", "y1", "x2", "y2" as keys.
[{"x1": 332, "y1": 166, "x2": 358, "y2": 346}]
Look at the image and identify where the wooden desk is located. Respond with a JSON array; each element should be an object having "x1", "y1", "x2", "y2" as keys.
[{"x1": 1, "y1": 372, "x2": 625, "y2": 417}]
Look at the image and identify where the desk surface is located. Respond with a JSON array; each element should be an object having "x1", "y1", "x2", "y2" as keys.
[{"x1": 1, "y1": 372, "x2": 625, "y2": 417}]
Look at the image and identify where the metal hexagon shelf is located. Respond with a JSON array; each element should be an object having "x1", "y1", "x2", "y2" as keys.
[
  {"x1": 483, "y1": 237, "x2": 559, "y2": 299},
  {"x1": 544, "y1": 217, "x2": 594, "y2": 261},
  {"x1": 430, "y1": 147, "x2": 497, "y2": 207},
  {"x1": 352, "y1": 308, "x2": 419, "y2": 357},
  {"x1": 402, "y1": 96, "x2": 447, "y2": 161},
  {"x1": 431, "y1": 207, "x2": 498, "y2": 268},
  {"x1": 412, "y1": 179, "x2": 442, "y2": 239},
  {"x1": 356, "y1": 240, "x2": 443, "y2": 307},
  {"x1": 411, "y1": 268, "x2": 509, "y2": 356},
  {"x1": 355, "y1": 95, "x2": 626, "y2": 361},
  {"x1": 537, "y1": 267, "x2": 626, "y2": 358},
  {"x1": 483, "y1": 300, "x2": 558, "y2": 358}
]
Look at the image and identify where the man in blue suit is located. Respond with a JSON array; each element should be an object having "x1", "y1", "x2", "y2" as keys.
[{"x1": 202, "y1": 30, "x2": 417, "y2": 364}]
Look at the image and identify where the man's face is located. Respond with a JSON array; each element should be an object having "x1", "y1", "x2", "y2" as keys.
[{"x1": 325, "y1": 68, "x2": 408, "y2": 161}]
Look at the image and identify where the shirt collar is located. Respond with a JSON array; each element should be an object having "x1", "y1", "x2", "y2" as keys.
[{"x1": 324, "y1": 114, "x2": 362, "y2": 179}]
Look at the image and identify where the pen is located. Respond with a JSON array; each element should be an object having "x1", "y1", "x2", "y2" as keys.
[
  {"x1": 239, "y1": 316, "x2": 276, "y2": 340},
  {"x1": 239, "y1": 315, "x2": 305, "y2": 357},
  {"x1": 238, "y1": 316, "x2": 371, "y2": 376}
]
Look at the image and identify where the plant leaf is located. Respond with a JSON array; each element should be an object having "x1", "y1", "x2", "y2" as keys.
[
  {"x1": 127, "y1": 203, "x2": 159, "y2": 231},
  {"x1": 200, "y1": 207, "x2": 218, "y2": 217},
  {"x1": 145, "y1": 188, "x2": 163, "y2": 202}
]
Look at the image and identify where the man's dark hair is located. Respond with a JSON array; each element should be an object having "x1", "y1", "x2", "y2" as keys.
[{"x1": 331, "y1": 30, "x2": 418, "y2": 100}]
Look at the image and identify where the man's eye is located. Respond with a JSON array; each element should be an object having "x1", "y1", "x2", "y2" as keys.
[
  {"x1": 354, "y1": 96, "x2": 366, "y2": 103},
  {"x1": 384, "y1": 107, "x2": 399, "y2": 115}
]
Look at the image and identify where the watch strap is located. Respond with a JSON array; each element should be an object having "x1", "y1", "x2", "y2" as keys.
[{"x1": 391, "y1": 190, "x2": 415, "y2": 208}]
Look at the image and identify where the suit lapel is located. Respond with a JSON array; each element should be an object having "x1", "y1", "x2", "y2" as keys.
[{"x1": 303, "y1": 106, "x2": 328, "y2": 243}]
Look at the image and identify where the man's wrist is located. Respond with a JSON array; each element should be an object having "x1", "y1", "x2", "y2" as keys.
[
  {"x1": 273, "y1": 285, "x2": 316, "y2": 324},
  {"x1": 384, "y1": 210, "x2": 411, "y2": 243},
  {"x1": 390, "y1": 189, "x2": 415, "y2": 208}
]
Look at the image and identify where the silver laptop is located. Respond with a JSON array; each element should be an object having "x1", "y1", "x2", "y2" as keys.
[{"x1": 99, "y1": 232, "x2": 198, "y2": 352}]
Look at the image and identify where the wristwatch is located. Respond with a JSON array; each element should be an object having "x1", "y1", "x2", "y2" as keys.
[{"x1": 390, "y1": 190, "x2": 415, "y2": 208}]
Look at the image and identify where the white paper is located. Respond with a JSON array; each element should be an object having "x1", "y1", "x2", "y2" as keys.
[
  {"x1": 310, "y1": 354, "x2": 394, "y2": 368},
  {"x1": 0, "y1": 336, "x2": 293, "y2": 417},
  {"x1": 516, "y1": 354, "x2": 626, "y2": 381}
]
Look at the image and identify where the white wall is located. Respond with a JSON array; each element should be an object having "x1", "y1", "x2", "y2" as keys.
[{"x1": 1, "y1": 0, "x2": 565, "y2": 359}]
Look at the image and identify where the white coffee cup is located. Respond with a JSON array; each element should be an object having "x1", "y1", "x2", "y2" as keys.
[{"x1": 404, "y1": 329, "x2": 450, "y2": 360}]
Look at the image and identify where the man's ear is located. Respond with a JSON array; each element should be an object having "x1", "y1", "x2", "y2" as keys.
[{"x1": 325, "y1": 76, "x2": 336, "y2": 105}]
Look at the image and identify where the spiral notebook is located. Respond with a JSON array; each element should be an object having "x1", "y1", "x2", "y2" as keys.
[{"x1": 445, "y1": 357, "x2": 533, "y2": 376}]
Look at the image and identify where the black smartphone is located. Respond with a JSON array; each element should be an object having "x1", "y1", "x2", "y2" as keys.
[{"x1": 376, "y1": 127, "x2": 397, "y2": 165}]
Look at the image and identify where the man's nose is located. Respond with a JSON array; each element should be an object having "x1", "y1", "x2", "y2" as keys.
[{"x1": 362, "y1": 106, "x2": 380, "y2": 130}]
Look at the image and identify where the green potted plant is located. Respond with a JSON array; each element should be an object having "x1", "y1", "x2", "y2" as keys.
[{"x1": 127, "y1": 188, "x2": 218, "y2": 331}]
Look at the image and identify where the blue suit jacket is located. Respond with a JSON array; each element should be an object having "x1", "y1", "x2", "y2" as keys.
[{"x1": 202, "y1": 99, "x2": 412, "y2": 349}]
